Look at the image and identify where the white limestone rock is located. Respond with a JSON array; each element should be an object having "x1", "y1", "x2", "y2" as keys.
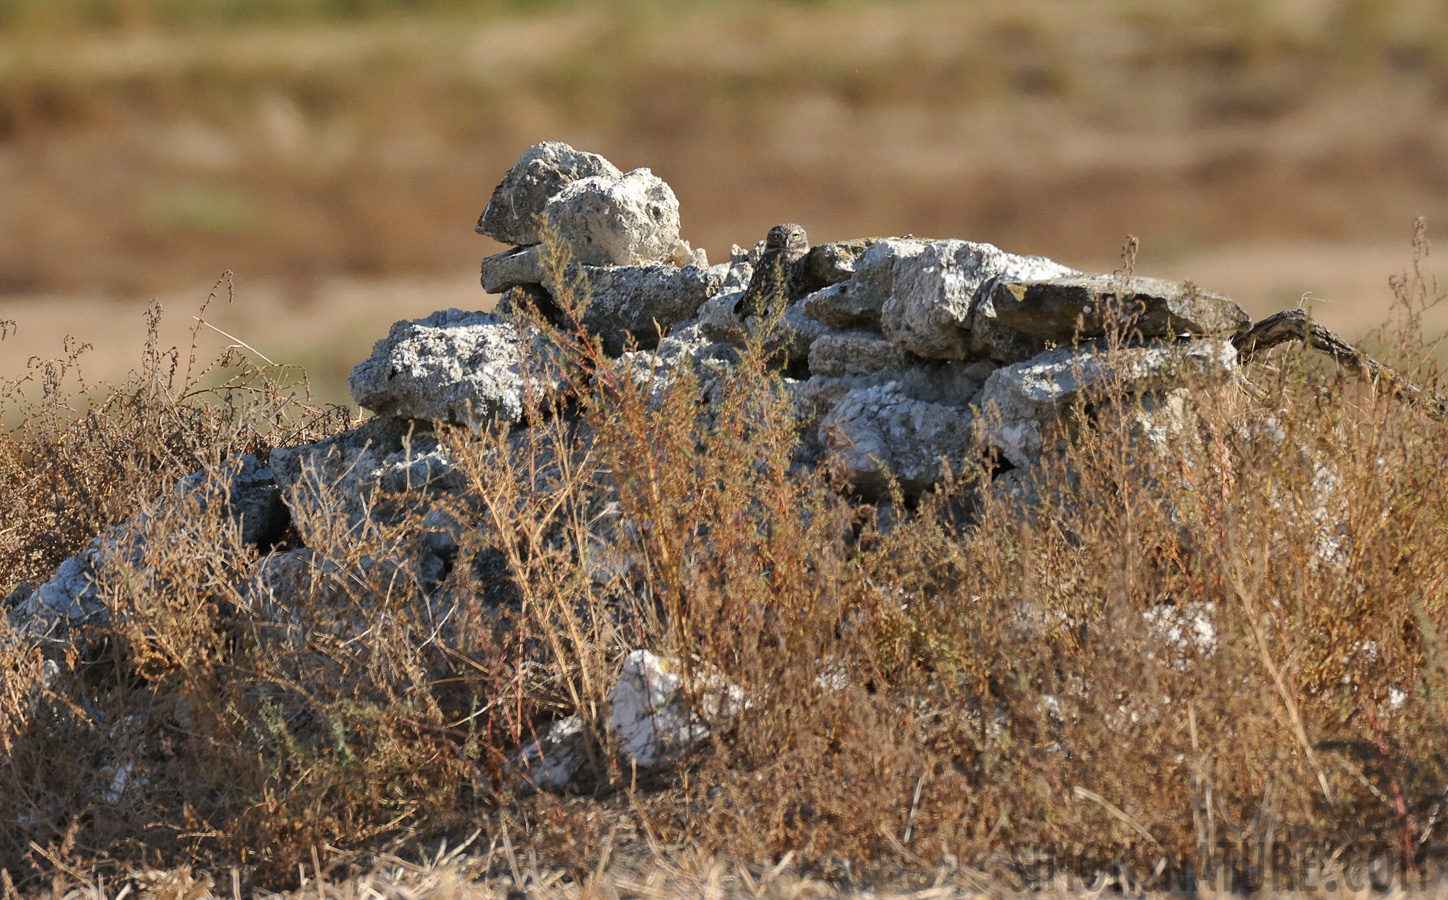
[
  {"x1": 820, "y1": 382, "x2": 979, "y2": 499},
  {"x1": 978, "y1": 340, "x2": 1239, "y2": 469},
  {"x1": 877, "y1": 239, "x2": 1076, "y2": 360},
  {"x1": 8, "y1": 454, "x2": 289, "y2": 639},
  {"x1": 801, "y1": 238, "x2": 1075, "y2": 361},
  {"x1": 479, "y1": 245, "x2": 544, "y2": 294},
  {"x1": 990, "y1": 274, "x2": 1250, "y2": 342},
  {"x1": 607, "y1": 649, "x2": 746, "y2": 768},
  {"x1": 568, "y1": 262, "x2": 728, "y2": 356},
  {"x1": 476, "y1": 141, "x2": 622, "y2": 246},
  {"x1": 808, "y1": 330, "x2": 907, "y2": 377},
  {"x1": 543, "y1": 168, "x2": 681, "y2": 267},
  {"x1": 348, "y1": 309, "x2": 564, "y2": 428}
]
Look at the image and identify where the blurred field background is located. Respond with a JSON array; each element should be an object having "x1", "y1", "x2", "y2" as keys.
[{"x1": 1, "y1": 0, "x2": 1446, "y2": 405}]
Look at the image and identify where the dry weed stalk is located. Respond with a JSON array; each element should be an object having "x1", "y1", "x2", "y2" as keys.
[{"x1": 2, "y1": 233, "x2": 1448, "y2": 894}]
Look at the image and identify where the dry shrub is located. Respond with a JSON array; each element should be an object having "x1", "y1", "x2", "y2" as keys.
[{"x1": 3, "y1": 241, "x2": 1448, "y2": 893}]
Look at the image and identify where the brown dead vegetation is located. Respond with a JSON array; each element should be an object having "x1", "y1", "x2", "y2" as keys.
[{"x1": 0, "y1": 226, "x2": 1447, "y2": 895}]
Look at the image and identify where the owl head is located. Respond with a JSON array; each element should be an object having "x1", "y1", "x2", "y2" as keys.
[{"x1": 765, "y1": 223, "x2": 809, "y2": 255}]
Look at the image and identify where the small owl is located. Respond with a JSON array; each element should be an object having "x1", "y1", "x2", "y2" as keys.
[{"x1": 735, "y1": 223, "x2": 810, "y2": 321}]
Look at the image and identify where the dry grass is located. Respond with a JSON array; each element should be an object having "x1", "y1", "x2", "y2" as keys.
[{"x1": 2, "y1": 230, "x2": 1448, "y2": 895}]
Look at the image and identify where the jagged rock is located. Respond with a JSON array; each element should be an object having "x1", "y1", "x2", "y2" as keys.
[
  {"x1": 513, "y1": 648, "x2": 752, "y2": 791},
  {"x1": 176, "y1": 454, "x2": 288, "y2": 547},
  {"x1": 696, "y1": 284, "x2": 827, "y2": 364},
  {"x1": 607, "y1": 649, "x2": 747, "y2": 768},
  {"x1": 802, "y1": 238, "x2": 878, "y2": 291},
  {"x1": 542, "y1": 168, "x2": 681, "y2": 267},
  {"x1": 269, "y1": 417, "x2": 411, "y2": 501},
  {"x1": 348, "y1": 309, "x2": 565, "y2": 428},
  {"x1": 566, "y1": 262, "x2": 728, "y2": 355},
  {"x1": 821, "y1": 382, "x2": 979, "y2": 498},
  {"x1": 877, "y1": 239, "x2": 1076, "y2": 360},
  {"x1": 614, "y1": 321, "x2": 738, "y2": 402},
  {"x1": 894, "y1": 358, "x2": 997, "y2": 406},
  {"x1": 777, "y1": 298, "x2": 833, "y2": 363},
  {"x1": 791, "y1": 358, "x2": 993, "y2": 474},
  {"x1": 479, "y1": 245, "x2": 544, "y2": 294},
  {"x1": 979, "y1": 340, "x2": 1239, "y2": 469},
  {"x1": 990, "y1": 274, "x2": 1251, "y2": 342},
  {"x1": 796, "y1": 359, "x2": 994, "y2": 418},
  {"x1": 9, "y1": 531, "x2": 122, "y2": 637},
  {"x1": 808, "y1": 330, "x2": 907, "y2": 377},
  {"x1": 801, "y1": 280, "x2": 884, "y2": 331},
  {"x1": 800, "y1": 239, "x2": 1074, "y2": 360},
  {"x1": 476, "y1": 141, "x2": 621, "y2": 246},
  {"x1": 492, "y1": 283, "x2": 558, "y2": 320},
  {"x1": 697, "y1": 289, "x2": 746, "y2": 343},
  {"x1": 671, "y1": 238, "x2": 708, "y2": 268}
]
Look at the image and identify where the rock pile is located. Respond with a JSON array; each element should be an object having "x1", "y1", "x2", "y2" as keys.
[
  {"x1": 465, "y1": 141, "x2": 1248, "y2": 497},
  {"x1": 5, "y1": 141, "x2": 1258, "y2": 780}
]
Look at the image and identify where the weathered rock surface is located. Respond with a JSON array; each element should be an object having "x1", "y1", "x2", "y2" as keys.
[
  {"x1": 348, "y1": 308, "x2": 564, "y2": 428},
  {"x1": 511, "y1": 647, "x2": 753, "y2": 791},
  {"x1": 821, "y1": 383, "x2": 979, "y2": 498},
  {"x1": 979, "y1": 340, "x2": 1239, "y2": 468},
  {"x1": 801, "y1": 281, "x2": 885, "y2": 331},
  {"x1": 802, "y1": 238, "x2": 878, "y2": 291},
  {"x1": 543, "y1": 168, "x2": 681, "y2": 267},
  {"x1": 176, "y1": 454, "x2": 289, "y2": 547},
  {"x1": 570, "y1": 262, "x2": 727, "y2": 355},
  {"x1": 270, "y1": 418, "x2": 465, "y2": 536},
  {"x1": 808, "y1": 330, "x2": 907, "y2": 377},
  {"x1": 476, "y1": 141, "x2": 621, "y2": 246},
  {"x1": 479, "y1": 245, "x2": 544, "y2": 295},
  {"x1": 991, "y1": 274, "x2": 1250, "y2": 342},
  {"x1": 797, "y1": 238, "x2": 1074, "y2": 361},
  {"x1": 880, "y1": 240, "x2": 1077, "y2": 360},
  {"x1": 8, "y1": 529, "x2": 126, "y2": 638},
  {"x1": 513, "y1": 715, "x2": 591, "y2": 792}
]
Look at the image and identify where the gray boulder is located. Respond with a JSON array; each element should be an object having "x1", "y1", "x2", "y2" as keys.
[
  {"x1": 348, "y1": 308, "x2": 565, "y2": 428},
  {"x1": 512, "y1": 715, "x2": 591, "y2": 792},
  {"x1": 875, "y1": 240, "x2": 1077, "y2": 360},
  {"x1": 799, "y1": 239, "x2": 1075, "y2": 360},
  {"x1": 10, "y1": 530, "x2": 125, "y2": 637},
  {"x1": 978, "y1": 340, "x2": 1239, "y2": 468},
  {"x1": 608, "y1": 649, "x2": 747, "y2": 769},
  {"x1": 990, "y1": 274, "x2": 1250, "y2": 342},
  {"x1": 175, "y1": 454, "x2": 288, "y2": 547},
  {"x1": 614, "y1": 321, "x2": 738, "y2": 399},
  {"x1": 820, "y1": 382, "x2": 979, "y2": 498},
  {"x1": 9, "y1": 454, "x2": 290, "y2": 640},
  {"x1": 801, "y1": 238, "x2": 879, "y2": 290},
  {"x1": 808, "y1": 330, "x2": 907, "y2": 377},
  {"x1": 542, "y1": 168, "x2": 681, "y2": 267},
  {"x1": 270, "y1": 418, "x2": 469, "y2": 538},
  {"x1": 476, "y1": 141, "x2": 622, "y2": 246},
  {"x1": 801, "y1": 280, "x2": 884, "y2": 331},
  {"x1": 569, "y1": 262, "x2": 728, "y2": 356}
]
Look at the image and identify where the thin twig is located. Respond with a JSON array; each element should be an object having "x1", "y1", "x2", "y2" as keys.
[{"x1": 192, "y1": 316, "x2": 276, "y2": 365}]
